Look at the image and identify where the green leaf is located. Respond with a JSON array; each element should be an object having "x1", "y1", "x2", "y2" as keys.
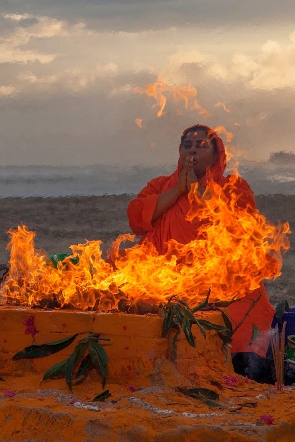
[
  {"x1": 197, "y1": 319, "x2": 229, "y2": 332},
  {"x1": 171, "y1": 328, "x2": 181, "y2": 361},
  {"x1": 195, "y1": 319, "x2": 207, "y2": 339},
  {"x1": 177, "y1": 387, "x2": 226, "y2": 408},
  {"x1": 177, "y1": 387, "x2": 219, "y2": 401},
  {"x1": 176, "y1": 311, "x2": 195, "y2": 348},
  {"x1": 65, "y1": 341, "x2": 88, "y2": 392},
  {"x1": 219, "y1": 310, "x2": 233, "y2": 334},
  {"x1": 197, "y1": 397, "x2": 227, "y2": 409},
  {"x1": 251, "y1": 323, "x2": 260, "y2": 342},
  {"x1": 88, "y1": 341, "x2": 108, "y2": 388},
  {"x1": 191, "y1": 288, "x2": 211, "y2": 313},
  {"x1": 74, "y1": 354, "x2": 94, "y2": 382},
  {"x1": 217, "y1": 331, "x2": 233, "y2": 345},
  {"x1": 176, "y1": 298, "x2": 191, "y2": 309},
  {"x1": 275, "y1": 299, "x2": 289, "y2": 325},
  {"x1": 12, "y1": 334, "x2": 79, "y2": 360},
  {"x1": 177, "y1": 302, "x2": 196, "y2": 322},
  {"x1": 162, "y1": 303, "x2": 176, "y2": 337},
  {"x1": 211, "y1": 299, "x2": 238, "y2": 308},
  {"x1": 43, "y1": 359, "x2": 67, "y2": 381},
  {"x1": 81, "y1": 332, "x2": 101, "y2": 342},
  {"x1": 92, "y1": 390, "x2": 111, "y2": 402}
]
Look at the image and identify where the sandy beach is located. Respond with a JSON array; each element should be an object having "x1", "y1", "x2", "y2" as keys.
[{"x1": 0, "y1": 193, "x2": 294, "y2": 307}]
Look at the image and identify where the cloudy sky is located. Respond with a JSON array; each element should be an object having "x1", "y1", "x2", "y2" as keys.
[{"x1": 1, "y1": 0, "x2": 295, "y2": 167}]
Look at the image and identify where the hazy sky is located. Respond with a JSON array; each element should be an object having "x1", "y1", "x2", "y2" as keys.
[{"x1": 1, "y1": 1, "x2": 295, "y2": 167}]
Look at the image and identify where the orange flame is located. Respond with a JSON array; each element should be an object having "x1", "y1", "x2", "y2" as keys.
[
  {"x1": 135, "y1": 118, "x2": 143, "y2": 128},
  {"x1": 0, "y1": 177, "x2": 290, "y2": 311},
  {"x1": 215, "y1": 102, "x2": 230, "y2": 113},
  {"x1": 214, "y1": 125, "x2": 233, "y2": 143},
  {"x1": 134, "y1": 76, "x2": 210, "y2": 118}
]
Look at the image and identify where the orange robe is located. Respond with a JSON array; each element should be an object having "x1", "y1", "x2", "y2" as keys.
[{"x1": 127, "y1": 171, "x2": 274, "y2": 357}]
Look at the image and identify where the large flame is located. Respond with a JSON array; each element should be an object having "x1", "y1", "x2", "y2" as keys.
[
  {"x1": 134, "y1": 76, "x2": 210, "y2": 118},
  {"x1": 0, "y1": 175, "x2": 290, "y2": 311}
]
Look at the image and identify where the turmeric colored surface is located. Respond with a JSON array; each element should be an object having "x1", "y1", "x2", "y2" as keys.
[{"x1": 0, "y1": 308, "x2": 295, "y2": 441}]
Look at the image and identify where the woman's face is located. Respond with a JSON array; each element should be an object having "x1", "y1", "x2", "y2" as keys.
[{"x1": 179, "y1": 129, "x2": 218, "y2": 178}]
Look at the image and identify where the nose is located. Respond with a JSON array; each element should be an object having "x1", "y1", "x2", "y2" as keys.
[{"x1": 187, "y1": 142, "x2": 198, "y2": 153}]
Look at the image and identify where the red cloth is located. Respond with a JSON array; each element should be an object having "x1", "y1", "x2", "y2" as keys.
[{"x1": 127, "y1": 127, "x2": 274, "y2": 357}]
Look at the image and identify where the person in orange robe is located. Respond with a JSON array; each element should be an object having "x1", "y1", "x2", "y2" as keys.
[{"x1": 127, "y1": 124, "x2": 275, "y2": 364}]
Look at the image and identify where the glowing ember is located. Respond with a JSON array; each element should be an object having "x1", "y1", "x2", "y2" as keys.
[
  {"x1": 0, "y1": 176, "x2": 290, "y2": 311},
  {"x1": 134, "y1": 76, "x2": 210, "y2": 118}
]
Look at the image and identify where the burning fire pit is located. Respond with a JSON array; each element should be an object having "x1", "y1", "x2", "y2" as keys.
[{"x1": 0, "y1": 187, "x2": 292, "y2": 441}]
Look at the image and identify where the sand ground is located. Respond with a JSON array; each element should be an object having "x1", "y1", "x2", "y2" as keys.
[{"x1": 0, "y1": 194, "x2": 293, "y2": 307}]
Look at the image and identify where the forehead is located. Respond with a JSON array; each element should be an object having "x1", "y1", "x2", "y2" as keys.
[{"x1": 183, "y1": 129, "x2": 208, "y2": 142}]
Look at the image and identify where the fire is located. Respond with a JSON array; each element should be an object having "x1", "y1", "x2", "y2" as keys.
[
  {"x1": 134, "y1": 76, "x2": 210, "y2": 118},
  {"x1": 135, "y1": 118, "x2": 143, "y2": 128},
  {"x1": 0, "y1": 177, "x2": 290, "y2": 311},
  {"x1": 214, "y1": 125, "x2": 233, "y2": 143},
  {"x1": 215, "y1": 102, "x2": 230, "y2": 113}
]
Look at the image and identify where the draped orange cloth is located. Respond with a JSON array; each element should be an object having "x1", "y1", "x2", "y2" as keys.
[{"x1": 127, "y1": 126, "x2": 275, "y2": 357}]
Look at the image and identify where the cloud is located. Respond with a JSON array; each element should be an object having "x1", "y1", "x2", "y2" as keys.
[
  {"x1": 269, "y1": 151, "x2": 295, "y2": 165},
  {"x1": 0, "y1": 85, "x2": 16, "y2": 95},
  {"x1": 1, "y1": 5, "x2": 295, "y2": 167},
  {"x1": 3, "y1": 0, "x2": 295, "y2": 32}
]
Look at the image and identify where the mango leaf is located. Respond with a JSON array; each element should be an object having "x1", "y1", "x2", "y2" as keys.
[
  {"x1": 176, "y1": 298, "x2": 191, "y2": 309},
  {"x1": 176, "y1": 311, "x2": 195, "y2": 348},
  {"x1": 88, "y1": 341, "x2": 108, "y2": 388},
  {"x1": 177, "y1": 387, "x2": 219, "y2": 400},
  {"x1": 217, "y1": 331, "x2": 233, "y2": 345},
  {"x1": 275, "y1": 299, "x2": 289, "y2": 325},
  {"x1": 92, "y1": 390, "x2": 111, "y2": 402},
  {"x1": 211, "y1": 299, "x2": 238, "y2": 308},
  {"x1": 197, "y1": 319, "x2": 228, "y2": 332},
  {"x1": 219, "y1": 310, "x2": 233, "y2": 334},
  {"x1": 177, "y1": 387, "x2": 226, "y2": 408},
  {"x1": 177, "y1": 303, "x2": 196, "y2": 323},
  {"x1": 251, "y1": 323, "x2": 260, "y2": 342},
  {"x1": 198, "y1": 397, "x2": 227, "y2": 409},
  {"x1": 191, "y1": 288, "x2": 211, "y2": 313},
  {"x1": 65, "y1": 341, "x2": 88, "y2": 392},
  {"x1": 74, "y1": 353, "x2": 94, "y2": 382},
  {"x1": 162, "y1": 303, "x2": 176, "y2": 337},
  {"x1": 43, "y1": 359, "x2": 67, "y2": 381},
  {"x1": 171, "y1": 328, "x2": 181, "y2": 361},
  {"x1": 12, "y1": 334, "x2": 79, "y2": 360},
  {"x1": 195, "y1": 319, "x2": 207, "y2": 339},
  {"x1": 182, "y1": 326, "x2": 196, "y2": 348},
  {"x1": 80, "y1": 332, "x2": 101, "y2": 342}
]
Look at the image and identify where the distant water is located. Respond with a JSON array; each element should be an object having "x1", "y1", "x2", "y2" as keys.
[{"x1": 0, "y1": 162, "x2": 294, "y2": 197}]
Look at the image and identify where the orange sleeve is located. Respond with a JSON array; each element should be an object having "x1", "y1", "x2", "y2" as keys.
[{"x1": 127, "y1": 176, "x2": 169, "y2": 235}]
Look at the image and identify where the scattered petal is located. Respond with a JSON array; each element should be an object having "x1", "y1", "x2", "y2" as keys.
[
  {"x1": 224, "y1": 375, "x2": 239, "y2": 386},
  {"x1": 260, "y1": 414, "x2": 275, "y2": 425},
  {"x1": 4, "y1": 390, "x2": 16, "y2": 398},
  {"x1": 23, "y1": 314, "x2": 38, "y2": 337}
]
